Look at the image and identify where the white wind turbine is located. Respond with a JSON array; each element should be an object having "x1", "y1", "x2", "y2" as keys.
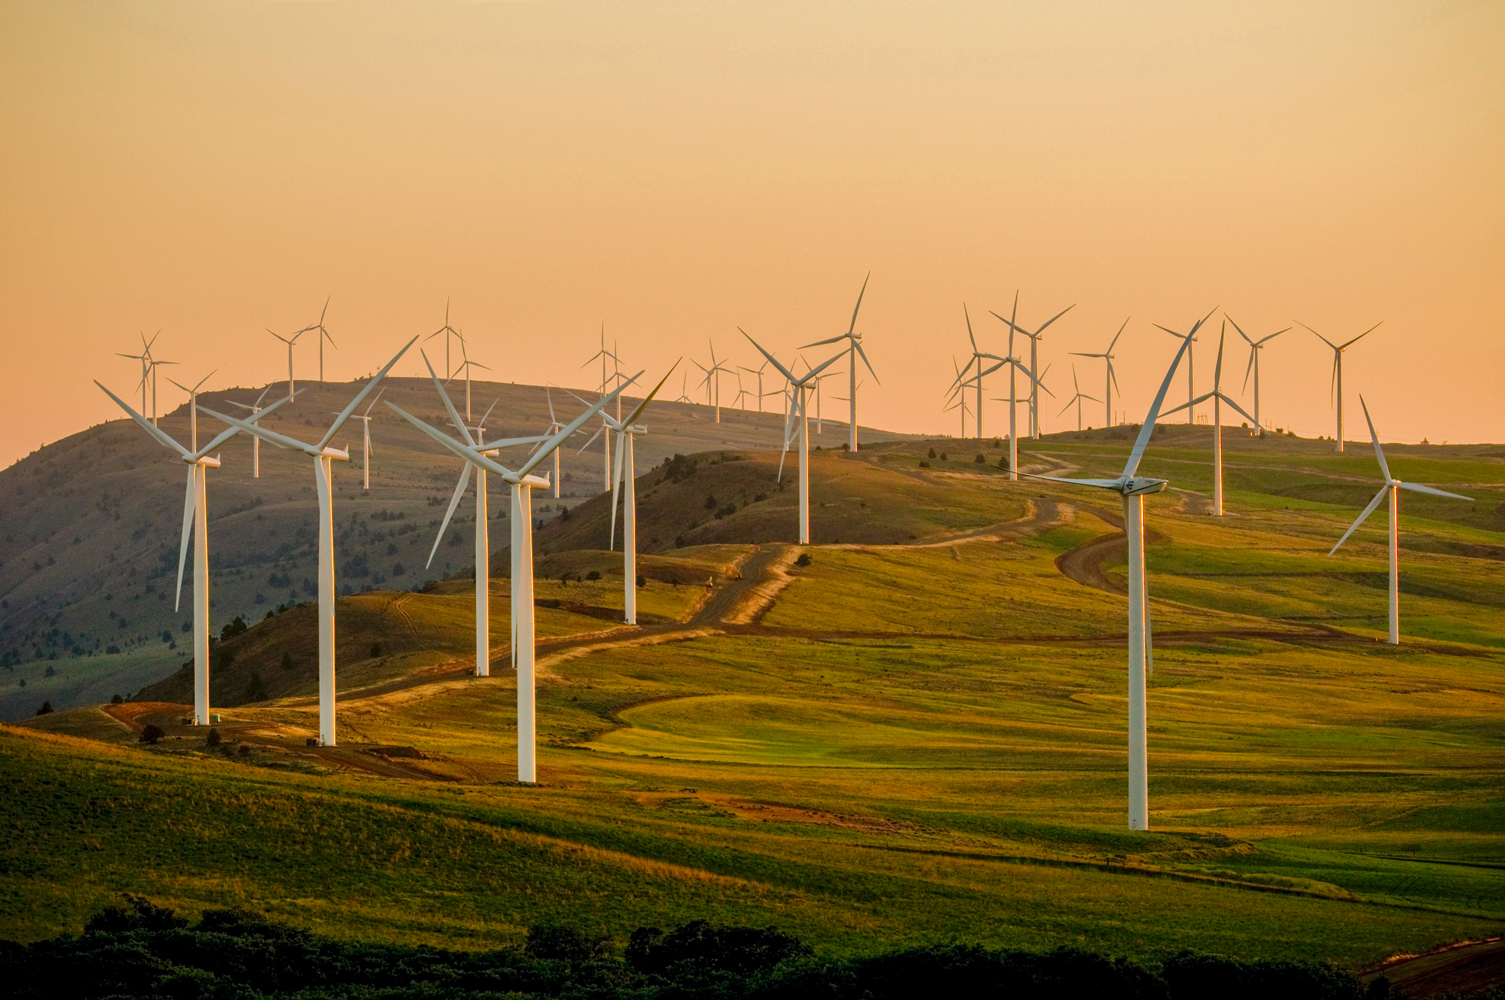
[
  {"x1": 297, "y1": 297, "x2": 336, "y2": 384},
  {"x1": 674, "y1": 371, "x2": 694, "y2": 404},
  {"x1": 590, "y1": 364, "x2": 678, "y2": 625},
  {"x1": 1059, "y1": 364, "x2": 1102, "y2": 432},
  {"x1": 268, "y1": 328, "x2": 305, "y2": 399},
  {"x1": 1160, "y1": 324, "x2": 1257, "y2": 516},
  {"x1": 426, "y1": 299, "x2": 462, "y2": 379},
  {"x1": 390, "y1": 375, "x2": 637, "y2": 783},
  {"x1": 200, "y1": 339, "x2": 417, "y2": 746},
  {"x1": 801, "y1": 273, "x2": 877, "y2": 452},
  {"x1": 695, "y1": 341, "x2": 734, "y2": 424},
  {"x1": 740, "y1": 359, "x2": 771, "y2": 413},
  {"x1": 227, "y1": 386, "x2": 276, "y2": 478},
  {"x1": 993, "y1": 295, "x2": 1075, "y2": 440},
  {"x1": 1300, "y1": 320, "x2": 1381, "y2": 453},
  {"x1": 1070, "y1": 318, "x2": 1128, "y2": 430},
  {"x1": 422, "y1": 369, "x2": 548, "y2": 680},
  {"x1": 741, "y1": 330, "x2": 843, "y2": 544},
  {"x1": 949, "y1": 304, "x2": 1006, "y2": 441},
  {"x1": 166, "y1": 371, "x2": 217, "y2": 451},
  {"x1": 544, "y1": 388, "x2": 565, "y2": 499},
  {"x1": 450, "y1": 333, "x2": 491, "y2": 421},
  {"x1": 987, "y1": 305, "x2": 1050, "y2": 482},
  {"x1": 117, "y1": 331, "x2": 159, "y2": 417},
  {"x1": 1224, "y1": 314, "x2": 1288, "y2": 437},
  {"x1": 345, "y1": 390, "x2": 383, "y2": 490},
  {"x1": 581, "y1": 325, "x2": 621, "y2": 490},
  {"x1": 944, "y1": 356, "x2": 976, "y2": 440},
  {"x1": 95, "y1": 380, "x2": 291, "y2": 726},
  {"x1": 1155, "y1": 320, "x2": 1199, "y2": 424},
  {"x1": 1329, "y1": 397, "x2": 1472, "y2": 644},
  {"x1": 1026, "y1": 310, "x2": 1210, "y2": 831}
]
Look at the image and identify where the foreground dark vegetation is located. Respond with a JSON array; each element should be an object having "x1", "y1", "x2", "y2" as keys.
[{"x1": 0, "y1": 895, "x2": 1416, "y2": 1000}]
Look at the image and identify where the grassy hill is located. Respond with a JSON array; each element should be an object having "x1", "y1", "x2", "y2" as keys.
[
  {"x1": 3, "y1": 417, "x2": 1504, "y2": 977},
  {"x1": 0, "y1": 379, "x2": 912, "y2": 720}
]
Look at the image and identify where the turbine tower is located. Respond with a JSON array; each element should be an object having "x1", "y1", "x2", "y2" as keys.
[
  {"x1": 1329, "y1": 397, "x2": 1472, "y2": 644},
  {"x1": 200, "y1": 339, "x2": 416, "y2": 746},
  {"x1": 1070, "y1": 318, "x2": 1128, "y2": 430},
  {"x1": 801, "y1": 273, "x2": 876, "y2": 452},
  {"x1": 694, "y1": 341, "x2": 734, "y2": 424},
  {"x1": 949, "y1": 304, "x2": 1007, "y2": 441},
  {"x1": 544, "y1": 388, "x2": 565, "y2": 498},
  {"x1": 1160, "y1": 324, "x2": 1257, "y2": 515},
  {"x1": 740, "y1": 359, "x2": 771, "y2": 413},
  {"x1": 450, "y1": 332, "x2": 491, "y2": 421},
  {"x1": 166, "y1": 371, "x2": 216, "y2": 452},
  {"x1": 597, "y1": 365, "x2": 678, "y2": 625},
  {"x1": 1224, "y1": 314, "x2": 1288, "y2": 437},
  {"x1": 992, "y1": 295, "x2": 1074, "y2": 440},
  {"x1": 741, "y1": 330, "x2": 843, "y2": 545},
  {"x1": 1059, "y1": 364, "x2": 1102, "y2": 432},
  {"x1": 344, "y1": 390, "x2": 384, "y2": 491},
  {"x1": 95, "y1": 381, "x2": 290, "y2": 726},
  {"x1": 581, "y1": 326, "x2": 620, "y2": 490},
  {"x1": 390, "y1": 378, "x2": 636, "y2": 782},
  {"x1": 1300, "y1": 321, "x2": 1381, "y2": 453},
  {"x1": 1026, "y1": 308, "x2": 1210, "y2": 831}
]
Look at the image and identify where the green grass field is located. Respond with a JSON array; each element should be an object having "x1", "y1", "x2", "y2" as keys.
[{"x1": 5, "y1": 429, "x2": 1504, "y2": 974}]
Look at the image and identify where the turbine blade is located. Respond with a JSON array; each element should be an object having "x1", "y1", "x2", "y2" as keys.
[
  {"x1": 427, "y1": 465, "x2": 473, "y2": 568},
  {"x1": 1033, "y1": 302, "x2": 1076, "y2": 337},
  {"x1": 1329, "y1": 486, "x2": 1389, "y2": 555},
  {"x1": 609, "y1": 434, "x2": 625, "y2": 550},
  {"x1": 847, "y1": 271, "x2": 870, "y2": 336},
  {"x1": 1215, "y1": 392, "x2": 1257, "y2": 426},
  {"x1": 196, "y1": 391, "x2": 294, "y2": 459},
  {"x1": 740, "y1": 329, "x2": 798, "y2": 383},
  {"x1": 1341, "y1": 321, "x2": 1382, "y2": 349},
  {"x1": 385, "y1": 402, "x2": 513, "y2": 478},
  {"x1": 854, "y1": 340, "x2": 879, "y2": 383},
  {"x1": 95, "y1": 381, "x2": 192, "y2": 459},
  {"x1": 1225, "y1": 313, "x2": 1253, "y2": 346},
  {"x1": 800, "y1": 334, "x2": 848, "y2": 348},
  {"x1": 1022, "y1": 473, "x2": 1126, "y2": 489},
  {"x1": 1398, "y1": 482, "x2": 1474, "y2": 501},
  {"x1": 1359, "y1": 395, "x2": 1391, "y2": 482},
  {"x1": 421, "y1": 351, "x2": 474, "y2": 444},
  {"x1": 198, "y1": 405, "x2": 314, "y2": 453},
  {"x1": 174, "y1": 468, "x2": 194, "y2": 612},
  {"x1": 1107, "y1": 317, "x2": 1130, "y2": 352},
  {"x1": 516, "y1": 373, "x2": 640, "y2": 479},
  {"x1": 621, "y1": 360, "x2": 680, "y2": 428},
  {"x1": 318, "y1": 336, "x2": 418, "y2": 450}
]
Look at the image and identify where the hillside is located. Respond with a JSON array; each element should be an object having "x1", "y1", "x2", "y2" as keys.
[
  {"x1": 3, "y1": 424, "x2": 1503, "y2": 975},
  {"x1": 0, "y1": 378, "x2": 913, "y2": 720}
]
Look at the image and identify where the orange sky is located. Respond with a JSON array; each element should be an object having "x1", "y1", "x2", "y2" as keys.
[{"x1": 2, "y1": 0, "x2": 1501, "y2": 468}]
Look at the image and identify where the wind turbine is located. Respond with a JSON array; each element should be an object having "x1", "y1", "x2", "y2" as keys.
[
  {"x1": 450, "y1": 333, "x2": 491, "y2": 421},
  {"x1": 422, "y1": 367, "x2": 547, "y2": 680},
  {"x1": 166, "y1": 371, "x2": 217, "y2": 451},
  {"x1": 801, "y1": 273, "x2": 877, "y2": 452},
  {"x1": 1026, "y1": 309, "x2": 1211, "y2": 831},
  {"x1": 1070, "y1": 318, "x2": 1128, "y2": 430},
  {"x1": 1160, "y1": 324, "x2": 1257, "y2": 516},
  {"x1": 740, "y1": 359, "x2": 771, "y2": 413},
  {"x1": 389, "y1": 375, "x2": 637, "y2": 782},
  {"x1": 695, "y1": 341, "x2": 734, "y2": 424},
  {"x1": 1300, "y1": 321, "x2": 1381, "y2": 453},
  {"x1": 1329, "y1": 397, "x2": 1472, "y2": 644},
  {"x1": 117, "y1": 331, "x2": 158, "y2": 416},
  {"x1": 581, "y1": 326, "x2": 620, "y2": 491},
  {"x1": 544, "y1": 388, "x2": 565, "y2": 498},
  {"x1": 1058, "y1": 364, "x2": 1102, "y2": 432},
  {"x1": 992, "y1": 296, "x2": 1075, "y2": 440},
  {"x1": 426, "y1": 299, "x2": 462, "y2": 379},
  {"x1": 1224, "y1": 315, "x2": 1288, "y2": 437},
  {"x1": 95, "y1": 381, "x2": 291, "y2": 726},
  {"x1": 298, "y1": 297, "x2": 336, "y2": 383},
  {"x1": 592, "y1": 364, "x2": 678, "y2": 625},
  {"x1": 268, "y1": 328, "x2": 304, "y2": 399},
  {"x1": 741, "y1": 330, "x2": 843, "y2": 544},
  {"x1": 986, "y1": 308, "x2": 1050, "y2": 481},
  {"x1": 227, "y1": 386, "x2": 276, "y2": 478},
  {"x1": 674, "y1": 371, "x2": 694, "y2": 404},
  {"x1": 345, "y1": 390, "x2": 383, "y2": 490},
  {"x1": 949, "y1": 304, "x2": 1006, "y2": 441},
  {"x1": 1154, "y1": 320, "x2": 1198, "y2": 424},
  {"x1": 200, "y1": 339, "x2": 417, "y2": 746}
]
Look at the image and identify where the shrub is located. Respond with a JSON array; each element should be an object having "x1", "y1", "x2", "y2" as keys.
[
  {"x1": 586, "y1": 570, "x2": 600, "y2": 581},
  {"x1": 674, "y1": 535, "x2": 686, "y2": 548},
  {"x1": 280, "y1": 651, "x2": 293, "y2": 671},
  {"x1": 974, "y1": 453, "x2": 985, "y2": 464},
  {"x1": 927, "y1": 447, "x2": 936, "y2": 458},
  {"x1": 526, "y1": 923, "x2": 610, "y2": 963},
  {"x1": 795, "y1": 553, "x2": 812, "y2": 567},
  {"x1": 206, "y1": 727, "x2": 222, "y2": 747},
  {"x1": 84, "y1": 894, "x2": 188, "y2": 934},
  {"x1": 139, "y1": 724, "x2": 166, "y2": 745},
  {"x1": 998, "y1": 455, "x2": 1010, "y2": 471},
  {"x1": 636, "y1": 575, "x2": 646, "y2": 588},
  {"x1": 704, "y1": 493, "x2": 717, "y2": 510},
  {"x1": 219, "y1": 616, "x2": 248, "y2": 641},
  {"x1": 110, "y1": 693, "x2": 123, "y2": 704},
  {"x1": 939, "y1": 452, "x2": 948, "y2": 461},
  {"x1": 245, "y1": 671, "x2": 269, "y2": 702},
  {"x1": 35, "y1": 700, "x2": 52, "y2": 716},
  {"x1": 918, "y1": 460, "x2": 931, "y2": 468},
  {"x1": 627, "y1": 920, "x2": 810, "y2": 978},
  {"x1": 370, "y1": 642, "x2": 382, "y2": 657}
]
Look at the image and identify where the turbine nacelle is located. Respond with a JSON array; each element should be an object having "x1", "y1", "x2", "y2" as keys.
[{"x1": 1122, "y1": 477, "x2": 1168, "y2": 496}]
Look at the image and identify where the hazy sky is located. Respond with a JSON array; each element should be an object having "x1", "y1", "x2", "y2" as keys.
[{"x1": 2, "y1": 0, "x2": 1501, "y2": 468}]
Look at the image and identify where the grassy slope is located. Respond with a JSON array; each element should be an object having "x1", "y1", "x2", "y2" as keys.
[{"x1": 2, "y1": 430, "x2": 1503, "y2": 967}]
